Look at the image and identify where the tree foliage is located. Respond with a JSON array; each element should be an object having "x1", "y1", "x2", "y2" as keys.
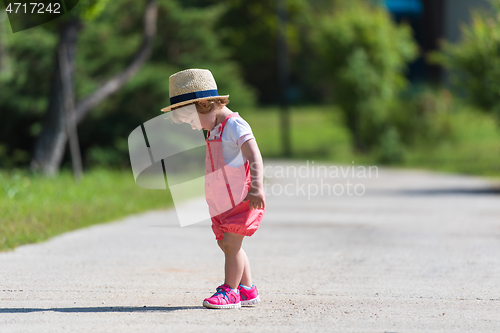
[
  {"x1": 0, "y1": 0, "x2": 463, "y2": 169},
  {"x1": 314, "y1": 0, "x2": 418, "y2": 153},
  {"x1": 431, "y1": 0, "x2": 500, "y2": 119},
  {"x1": 0, "y1": 0, "x2": 256, "y2": 169}
]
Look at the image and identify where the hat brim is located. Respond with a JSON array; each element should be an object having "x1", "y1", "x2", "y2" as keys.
[{"x1": 161, "y1": 95, "x2": 230, "y2": 112}]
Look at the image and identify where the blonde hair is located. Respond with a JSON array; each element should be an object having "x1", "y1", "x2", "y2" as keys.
[
  {"x1": 170, "y1": 96, "x2": 229, "y2": 112},
  {"x1": 204, "y1": 97, "x2": 230, "y2": 110}
]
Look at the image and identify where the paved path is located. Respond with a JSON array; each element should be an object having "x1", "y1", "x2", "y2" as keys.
[{"x1": 1, "y1": 161, "x2": 500, "y2": 332}]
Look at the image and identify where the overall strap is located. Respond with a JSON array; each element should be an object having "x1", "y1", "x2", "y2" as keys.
[
  {"x1": 220, "y1": 113, "x2": 240, "y2": 133},
  {"x1": 206, "y1": 113, "x2": 240, "y2": 139},
  {"x1": 218, "y1": 112, "x2": 240, "y2": 208}
]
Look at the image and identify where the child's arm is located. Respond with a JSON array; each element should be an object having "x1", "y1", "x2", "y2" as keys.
[{"x1": 240, "y1": 139, "x2": 265, "y2": 210}]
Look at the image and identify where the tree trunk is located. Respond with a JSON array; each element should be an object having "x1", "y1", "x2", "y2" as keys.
[
  {"x1": 31, "y1": 0, "x2": 158, "y2": 175},
  {"x1": 59, "y1": 42, "x2": 83, "y2": 180},
  {"x1": 276, "y1": 0, "x2": 291, "y2": 158},
  {"x1": 30, "y1": 18, "x2": 82, "y2": 175},
  {"x1": 75, "y1": 0, "x2": 158, "y2": 124}
]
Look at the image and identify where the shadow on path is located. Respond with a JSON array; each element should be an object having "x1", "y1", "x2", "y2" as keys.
[
  {"x1": 0, "y1": 306, "x2": 202, "y2": 313},
  {"x1": 369, "y1": 187, "x2": 500, "y2": 197}
]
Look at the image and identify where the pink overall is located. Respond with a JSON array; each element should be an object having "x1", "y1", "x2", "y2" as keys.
[{"x1": 205, "y1": 113, "x2": 265, "y2": 240}]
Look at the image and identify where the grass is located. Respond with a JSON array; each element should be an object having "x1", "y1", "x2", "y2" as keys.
[
  {"x1": 404, "y1": 109, "x2": 500, "y2": 177},
  {"x1": 240, "y1": 105, "x2": 363, "y2": 163},
  {"x1": 241, "y1": 104, "x2": 500, "y2": 178},
  {"x1": 0, "y1": 168, "x2": 173, "y2": 251}
]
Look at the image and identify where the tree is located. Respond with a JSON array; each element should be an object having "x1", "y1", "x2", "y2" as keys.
[
  {"x1": 314, "y1": 0, "x2": 418, "y2": 152},
  {"x1": 0, "y1": 0, "x2": 256, "y2": 170},
  {"x1": 431, "y1": 0, "x2": 500, "y2": 120},
  {"x1": 30, "y1": 0, "x2": 158, "y2": 175},
  {"x1": 214, "y1": 0, "x2": 314, "y2": 104}
]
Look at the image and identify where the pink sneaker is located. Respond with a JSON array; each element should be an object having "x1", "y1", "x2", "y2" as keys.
[
  {"x1": 238, "y1": 284, "x2": 260, "y2": 306},
  {"x1": 203, "y1": 284, "x2": 241, "y2": 309}
]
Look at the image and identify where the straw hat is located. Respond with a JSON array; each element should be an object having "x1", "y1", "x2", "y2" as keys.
[{"x1": 161, "y1": 69, "x2": 229, "y2": 112}]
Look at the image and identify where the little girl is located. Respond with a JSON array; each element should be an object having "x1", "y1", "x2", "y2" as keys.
[{"x1": 161, "y1": 69, "x2": 265, "y2": 309}]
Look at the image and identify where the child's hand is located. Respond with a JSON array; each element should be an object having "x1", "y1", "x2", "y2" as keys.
[{"x1": 244, "y1": 188, "x2": 265, "y2": 210}]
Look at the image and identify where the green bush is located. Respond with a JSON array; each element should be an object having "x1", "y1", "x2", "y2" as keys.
[
  {"x1": 431, "y1": 0, "x2": 500, "y2": 119},
  {"x1": 376, "y1": 86, "x2": 455, "y2": 164},
  {"x1": 314, "y1": 0, "x2": 418, "y2": 153},
  {"x1": 394, "y1": 87, "x2": 455, "y2": 146}
]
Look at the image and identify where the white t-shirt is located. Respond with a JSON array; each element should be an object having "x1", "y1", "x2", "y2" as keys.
[{"x1": 207, "y1": 112, "x2": 255, "y2": 167}]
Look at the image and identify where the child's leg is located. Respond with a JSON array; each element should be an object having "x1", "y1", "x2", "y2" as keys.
[
  {"x1": 220, "y1": 232, "x2": 246, "y2": 290},
  {"x1": 239, "y1": 248, "x2": 252, "y2": 287},
  {"x1": 217, "y1": 236, "x2": 253, "y2": 288}
]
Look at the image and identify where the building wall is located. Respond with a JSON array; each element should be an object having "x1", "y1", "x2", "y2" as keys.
[
  {"x1": 381, "y1": 0, "x2": 493, "y2": 83},
  {"x1": 444, "y1": 0, "x2": 492, "y2": 43}
]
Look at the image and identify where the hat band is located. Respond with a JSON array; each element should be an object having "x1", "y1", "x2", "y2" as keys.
[{"x1": 170, "y1": 89, "x2": 219, "y2": 106}]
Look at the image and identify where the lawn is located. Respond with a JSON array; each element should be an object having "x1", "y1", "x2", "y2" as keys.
[
  {"x1": 240, "y1": 105, "x2": 360, "y2": 163},
  {"x1": 404, "y1": 109, "x2": 500, "y2": 176},
  {"x1": 0, "y1": 168, "x2": 172, "y2": 251}
]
